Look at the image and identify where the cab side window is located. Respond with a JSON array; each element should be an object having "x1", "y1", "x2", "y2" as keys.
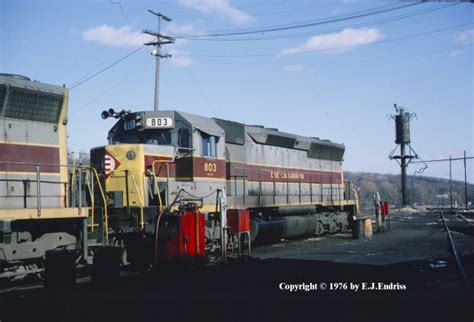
[
  {"x1": 178, "y1": 128, "x2": 190, "y2": 151},
  {"x1": 201, "y1": 134, "x2": 218, "y2": 158}
]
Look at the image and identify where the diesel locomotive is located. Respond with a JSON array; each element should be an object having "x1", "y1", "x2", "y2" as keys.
[
  {"x1": 0, "y1": 74, "x2": 359, "y2": 278},
  {"x1": 92, "y1": 108, "x2": 359, "y2": 265},
  {"x1": 0, "y1": 74, "x2": 88, "y2": 279}
]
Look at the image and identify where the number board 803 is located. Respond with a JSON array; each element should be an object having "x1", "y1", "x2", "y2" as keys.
[{"x1": 146, "y1": 117, "x2": 173, "y2": 128}]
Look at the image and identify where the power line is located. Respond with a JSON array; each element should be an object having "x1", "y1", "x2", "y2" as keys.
[
  {"x1": 71, "y1": 57, "x2": 154, "y2": 115},
  {"x1": 176, "y1": 3, "x2": 396, "y2": 36},
  {"x1": 412, "y1": 157, "x2": 474, "y2": 164},
  {"x1": 70, "y1": 45, "x2": 130, "y2": 87},
  {"x1": 320, "y1": 45, "x2": 472, "y2": 65},
  {"x1": 181, "y1": 3, "x2": 459, "y2": 42},
  {"x1": 69, "y1": 46, "x2": 144, "y2": 90},
  {"x1": 174, "y1": 45, "x2": 471, "y2": 68},
  {"x1": 173, "y1": 22, "x2": 472, "y2": 58},
  {"x1": 69, "y1": 14, "x2": 151, "y2": 87},
  {"x1": 70, "y1": 39, "x2": 142, "y2": 88},
  {"x1": 171, "y1": 2, "x2": 422, "y2": 39},
  {"x1": 251, "y1": 1, "x2": 334, "y2": 17}
]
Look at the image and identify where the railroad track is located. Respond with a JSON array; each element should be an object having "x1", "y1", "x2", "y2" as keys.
[{"x1": 438, "y1": 209, "x2": 472, "y2": 288}]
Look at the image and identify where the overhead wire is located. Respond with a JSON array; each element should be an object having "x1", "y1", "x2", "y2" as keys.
[
  {"x1": 71, "y1": 56, "x2": 154, "y2": 115},
  {"x1": 321, "y1": 45, "x2": 473, "y2": 65},
  {"x1": 184, "y1": 68, "x2": 217, "y2": 115},
  {"x1": 171, "y1": 2, "x2": 422, "y2": 38},
  {"x1": 173, "y1": 22, "x2": 473, "y2": 58},
  {"x1": 249, "y1": 1, "x2": 334, "y2": 17},
  {"x1": 69, "y1": 13, "x2": 151, "y2": 87},
  {"x1": 174, "y1": 2, "x2": 398, "y2": 35},
  {"x1": 66, "y1": 2, "x2": 467, "y2": 91},
  {"x1": 70, "y1": 43, "x2": 137, "y2": 87},
  {"x1": 186, "y1": 45, "x2": 471, "y2": 67},
  {"x1": 180, "y1": 3, "x2": 460, "y2": 42},
  {"x1": 69, "y1": 45, "x2": 145, "y2": 90}
]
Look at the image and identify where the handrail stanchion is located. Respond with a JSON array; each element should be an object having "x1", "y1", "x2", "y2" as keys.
[
  {"x1": 35, "y1": 164, "x2": 41, "y2": 217},
  {"x1": 84, "y1": 169, "x2": 95, "y2": 232},
  {"x1": 130, "y1": 172, "x2": 145, "y2": 230},
  {"x1": 151, "y1": 160, "x2": 164, "y2": 213},
  {"x1": 90, "y1": 167, "x2": 109, "y2": 242}
]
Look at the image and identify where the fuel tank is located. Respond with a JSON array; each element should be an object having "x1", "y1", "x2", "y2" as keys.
[{"x1": 250, "y1": 215, "x2": 319, "y2": 243}]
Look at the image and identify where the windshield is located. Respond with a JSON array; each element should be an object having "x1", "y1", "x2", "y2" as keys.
[{"x1": 111, "y1": 129, "x2": 172, "y2": 145}]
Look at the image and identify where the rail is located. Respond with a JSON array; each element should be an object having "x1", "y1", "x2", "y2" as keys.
[
  {"x1": 439, "y1": 210, "x2": 470, "y2": 288},
  {"x1": 454, "y1": 211, "x2": 474, "y2": 227}
]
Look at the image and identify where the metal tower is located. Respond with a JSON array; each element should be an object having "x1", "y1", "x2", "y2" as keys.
[{"x1": 388, "y1": 104, "x2": 419, "y2": 206}]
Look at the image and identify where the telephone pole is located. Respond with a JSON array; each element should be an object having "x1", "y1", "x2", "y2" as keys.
[
  {"x1": 449, "y1": 155, "x2": 453, "y2": 208},
  {"x1": 143, "y1": 10, "x2": 175, "y2": 112},
  {"x1": 464, "y1": 150, "x2": 468, "y2": 209}
]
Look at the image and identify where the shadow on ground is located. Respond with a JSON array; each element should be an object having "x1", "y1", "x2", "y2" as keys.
[{"x1": 1, "y1": 255, "x2": 473, "y2": 322}]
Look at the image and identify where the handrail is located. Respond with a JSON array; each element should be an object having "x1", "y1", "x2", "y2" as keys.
[
  {"x1": 89, "y1": 167, "x2": 109, "y2": 242},
  {"x1": 109, "y1": 169, "x2": 147, "y2": 231},
  {"x1": 83, "y1": 169, "x2": 95, "y2": 232},
  {"x1": 0, "y1": 160, "x2": 79, "y2": 168},
  {"x1": 70, "y1": 158, "x2": 77, "y2": 204},
  {"x1": 35, "y1": 165, "x2": 41, "y2": 217},
  {"x1": 150, "y1": 147, "x2": 194, "y2": 212},
  {"x1": 151, "y1": 160, "x2": 169, "y2": 213},
  {"x1": 129, "y1": 172, "x2": 145, "y2": 230}
]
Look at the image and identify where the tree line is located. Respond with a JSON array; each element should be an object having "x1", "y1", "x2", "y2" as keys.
[{"x1": 344, "y1": 171, "x2": 473, "y2": 209}]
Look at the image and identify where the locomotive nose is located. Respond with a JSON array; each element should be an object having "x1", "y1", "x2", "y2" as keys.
[{"x1": 104, "y1": 152, "x2": 121, "y2": 178}]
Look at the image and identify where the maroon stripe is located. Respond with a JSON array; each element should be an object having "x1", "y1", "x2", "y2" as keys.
[
  {"x1": 0, "y1": 143, "x2": 60, "y2": 173},
  {"x1": 145, "y1": 155, "x2": 226, "y2": 179},
  {"x1": 144, "y1": 155, "x2": 341, "y2": 183},
  {"x1": 228, "y1": 162, "x2": 342, "y2": 184},
  {"x1": 193, "y1": 158, "x2": 226, "y2": 178},
  {"x1": 144, "y1": 155, "x2": 175, "y2": 177}
]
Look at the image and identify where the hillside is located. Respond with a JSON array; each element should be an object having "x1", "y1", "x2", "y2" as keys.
[{"x1": 344, "y1": 171, "x2": 474, "y2": 209}]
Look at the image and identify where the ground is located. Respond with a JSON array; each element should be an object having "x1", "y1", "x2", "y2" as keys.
[{"x1": 0, "y1": 208, "x2": 473, "y2": 322}]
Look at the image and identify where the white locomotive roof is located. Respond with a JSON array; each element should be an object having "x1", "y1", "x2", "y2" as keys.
[
  {"x1": 0, "y1": 74, "x2": 66, "y2": 96},
  {"x1": 176, "y1": 111, "x2": 225, "y2": 137}
]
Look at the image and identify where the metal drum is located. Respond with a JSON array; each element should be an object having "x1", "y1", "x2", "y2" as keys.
[{"x1": 352, "y1": 216, "x2": 373, "y2": 239}]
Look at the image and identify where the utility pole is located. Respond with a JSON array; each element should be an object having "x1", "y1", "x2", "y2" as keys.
[
  {"x1": 400, "y1": 134, "x2": 408, "y2": 206},
  {"x1": 464, "y1": 150, "x2": 468, "y2": 209},
  {"x1": 449, "y1": 155, "x2": 453, "y2": 208},
  {"x1": 144, "y1": 10, "x2": 175, "y2": 112}
]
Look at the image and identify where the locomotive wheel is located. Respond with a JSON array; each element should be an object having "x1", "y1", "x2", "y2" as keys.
[
  {"x1": 44, "y1": 249, "x2": 76, "y2": 289},
  {"x1": 313, "y1": 222, "x2": 324, "y2": 236},
  {"x1": 92, "y1": 246, "x2": 121, "y2": 285},
  {"x1": 121, "y1": 247, "x2": 130, "y2": 266},
  {"x1": 328, "y1": 220, "x2": 338, "y2": 234},
  {"x1": 339, "y1": 222, "x2": 348, "y2": 232}
]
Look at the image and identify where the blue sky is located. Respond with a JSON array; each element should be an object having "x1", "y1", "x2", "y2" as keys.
[{"x1": 1, "y1": 0, "x2": 473, "y2": 182}]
